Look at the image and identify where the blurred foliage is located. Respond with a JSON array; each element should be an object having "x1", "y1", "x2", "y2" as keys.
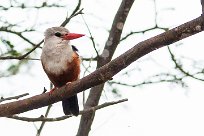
[
  {"x1": 1, "y1": 38, "x2": 22, "y2": 57},
  {"x1": 111, "y1": 88, "x2": 122, "y2": 97},
  {"x1": 7, "y1": 60, "x2": 28, "y2": 75}
]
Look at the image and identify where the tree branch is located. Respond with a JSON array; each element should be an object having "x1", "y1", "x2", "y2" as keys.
[
  {"x1": 0, "y1": 27, "x2": 36, "y2": 46},
  {"x1": 120, "y1": 26, "x2": 168, "y2": 42},
  {"x1": 0, "y1": 40, "x2": 43, "y2": 60},
  {"x1": 0, "y1": 93, "x2": 29, "y2": 103},
  {"x1": 81, "y1": 14, "x2": 99, "y2": 57},
  {"x1": 77, "y1": 0, "x2": 135, "y2": 135},
  {"x1": 167, "y1": 46, "x2": 204, "y2": 81},
  {"x1": 60, "y1": 0, "x2": 82, "y2": 27},
  {"x1": 36, "y1": 105, "x2": 52, "y2": 136},
  {"x1": 7, "y1": 99, "x2": 127, "y2": 122},
  {"x1": 0, "y1": 2, "x2": 65, "y2": 10},
  {"x1": 108, "y1": 75, "x2": 186, "y2": 88},
  {"x1": 82, "y1": 57, "x2": 97, "y2": 61},
  {"x1": 36, "y1": 83, "x2": 53, "y2": 136},
  {"x1": 201, "y1": 0, "x2": 204, "y2": 14},
  {"x1": 0, "y1": 15, "x2": 203, "y2": 117}
]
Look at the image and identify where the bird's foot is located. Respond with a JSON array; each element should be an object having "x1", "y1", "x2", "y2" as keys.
[{"x1": 49, "y1": 87, "x2": 57, "y2": 95}]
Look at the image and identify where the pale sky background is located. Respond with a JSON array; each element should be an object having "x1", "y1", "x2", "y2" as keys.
[{"x1": 0, "y1": 0, "x2": 204, "y2": 136}]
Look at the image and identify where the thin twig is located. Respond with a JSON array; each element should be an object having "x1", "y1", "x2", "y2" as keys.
[
  {"x1": 201, "y1": 0, "x2": 204, "y2": 14},
  {"x1": 81, "y1": 14, "x2": 99, "y2": 57},
  {"x1": 0, "y1": 40, "x2": 43, "y2": 60},
  {"x1": 0, "y1": 93, "x2": 29, "y2": 103},
  {"x1": 36, "y1": 105, "x2": 52, "y2": 136},
  {"x1": 81, "y1": 59, "x2": 92, "y2": 107},
  {"x1": 60, "y1": 0, "x2": 82, "y2": 27},
  {"x1": 0, "y1": 28, "x2": 36, "y2": 46},
  {"x1": 36, "y1": 83, "x2": 53, "y2": 136},
  {"x1": 120, "y1": 26, "x2": 168, "y2": 42},
  {"x1": 168, "y1": 46, "x2": 204, "y2": 81},
  {"x1": 82, "y1": 57, "x2": 97, "y2": 61},
  {"x1": 21, "y1": 58, "x2": 40, "y2": 61},
  {"x1": 108, "y1": 77, "x2": 186, "y2": 88},
  {"x1": 120, "y1": 0, "x2": 169, "y2": 42},
  {"x1": 7, "y1": 98, "x2": 128, "y2": 122},
  {"x1": 0, "y1": 2, "x2": 65, "y2": 10}
]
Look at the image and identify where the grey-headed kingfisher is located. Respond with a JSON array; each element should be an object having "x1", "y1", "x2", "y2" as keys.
[{"x1": 41, "y1": 27, "x2": 84, "y2": 116}]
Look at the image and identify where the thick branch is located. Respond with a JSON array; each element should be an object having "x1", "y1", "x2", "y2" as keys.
[
  {"x1": 0, "y1": 15, "x2": 203, "y2": 117},
  {"x1": 77, "y1": 1, "x2": 135, "y2": 135}
]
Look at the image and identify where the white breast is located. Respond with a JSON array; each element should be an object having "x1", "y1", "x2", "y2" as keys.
[{"x1": 41, "y1": 38, "x2": 73, "y2": 75}]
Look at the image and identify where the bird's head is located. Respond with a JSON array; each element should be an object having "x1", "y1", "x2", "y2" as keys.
[{"x1": 44, "y1": 27, "x2": 85, "y2": 45}]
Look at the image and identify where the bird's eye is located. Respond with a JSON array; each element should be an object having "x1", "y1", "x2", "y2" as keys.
[{"x1": 54, "y1": 32, "x2": 62, "y2": 37}]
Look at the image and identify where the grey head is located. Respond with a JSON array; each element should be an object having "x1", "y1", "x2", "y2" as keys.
[
  {"x1": 44, "y1": 27, "x2": 84, "y2": 43},
  {"x1": 44, "y1": 27, "x2": 69, "y2": 40}
]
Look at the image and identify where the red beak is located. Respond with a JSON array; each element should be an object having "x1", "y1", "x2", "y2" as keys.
[{"x1": 63, "y1": 33, "x2": 85, "y2": 40}]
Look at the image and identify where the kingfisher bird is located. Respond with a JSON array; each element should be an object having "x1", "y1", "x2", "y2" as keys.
[{"x1": 41, "y1": 27, "x2": 84, "y2": 116}]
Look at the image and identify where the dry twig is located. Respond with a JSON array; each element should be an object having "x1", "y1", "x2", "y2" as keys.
[
  {"x1": 0, "y1": 93, "x2": 29, "y2": 103},
  {"x1": 7, "y1": 99, "x2": 128, "y2": 122}
]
